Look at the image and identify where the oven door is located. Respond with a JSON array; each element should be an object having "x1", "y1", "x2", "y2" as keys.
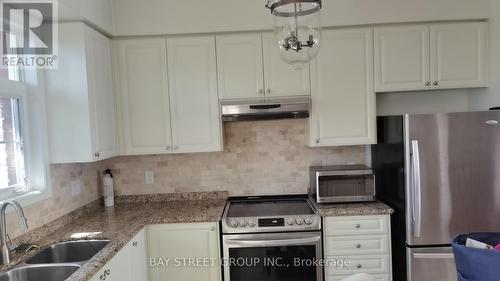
[{"x1": 223, "y1": 231, "x2": 323, "y2": 281}]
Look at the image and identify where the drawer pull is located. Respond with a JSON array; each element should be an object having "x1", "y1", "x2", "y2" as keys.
[
  {"x1": 356, "y1": 243, "x2": 362, "y2": 249},
  {"x1": 355, "y1": 224, "x2": 361, "y2": 229},
  {"x1": 357, "y1": 264, "x2": 362, "y2": 269}
]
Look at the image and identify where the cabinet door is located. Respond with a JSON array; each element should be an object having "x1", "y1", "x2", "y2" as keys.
[
  {"x1": 84, "y1": 25, "x2": 117, "y2": 161},
  {"x1": 167, "y1": 36, "x2": 222, "y2": 153},
  {"x1": 216, "y1": 34, "x2": 264, "y2": 99},
  {"x1": 90, "y1": 244, "x2": 131, "y2": 281},
  {"x1": 129, "y1": 229, "x2": 148, "y2": 281},
  {"x1": 115, "y1": 38, "x2": 173, "y2": 155},
  {"x1": 430, "y1": 22, "x2": 488, "y2": 89},
  {"x1": 262, "y1": 33, "x2": 310, "y2": 97},
  {"x1": 374, "y1": 24, "x2": 430, "y2": 92},
  {"x1": 148, "y1": 222, "x2": 221, "y2": 281},
  {"x1": 308, "y1": 28, "x2": 376, "y2": 147}
]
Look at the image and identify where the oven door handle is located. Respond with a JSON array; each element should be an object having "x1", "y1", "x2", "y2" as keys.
[{"x1": 224, "y1": 236, "x2": 321, "y2": 247}]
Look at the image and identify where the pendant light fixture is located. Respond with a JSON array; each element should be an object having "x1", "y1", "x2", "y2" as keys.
[{"x1": 265, "y1": 0, "x2": 322, "y2": 67}]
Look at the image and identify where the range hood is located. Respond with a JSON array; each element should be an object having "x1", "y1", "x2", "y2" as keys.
[{"x1": 221, "y1": 97, "x2": 310, "y2": 122}]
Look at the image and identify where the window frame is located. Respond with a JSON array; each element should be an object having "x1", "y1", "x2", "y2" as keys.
[{"x1": 0, "y1": 79, "x2": 34, "y2": 202}]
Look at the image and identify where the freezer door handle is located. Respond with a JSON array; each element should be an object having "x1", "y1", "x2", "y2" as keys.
[
  {"x1": 413, "y1": 253, "x2": 455, "y2": 259},
  {"x1": 411, "y1": 140, "x2": 422, "y2": 237}
]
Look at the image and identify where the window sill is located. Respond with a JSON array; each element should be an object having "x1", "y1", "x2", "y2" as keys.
[{"x1": 0, "y1": 188, "x2": 51, "y2": 209}]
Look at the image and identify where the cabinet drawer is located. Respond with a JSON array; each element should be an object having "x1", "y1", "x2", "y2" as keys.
[
  {"x1": 324, "y1": 216, "x2": 389, "y2": 235},
  {"x1": 327, "y1": 274, "x2": 391, "y2": 281},
  {"x1": 325, "y1": 235, "x2": 389, "y2": 256},
  {"x1": 325, "y1": 255, "x2": 390, "y2": 275}
]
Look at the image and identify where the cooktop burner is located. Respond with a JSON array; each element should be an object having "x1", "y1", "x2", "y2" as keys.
[
  {"x1": 222, "y1": 196, "x2": 321, "y2": 234},
  {"x1": 227, "y1": 199, "x2": 315, "y2": 217}
]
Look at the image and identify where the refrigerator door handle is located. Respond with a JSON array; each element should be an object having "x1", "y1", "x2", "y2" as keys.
[
  {"x1": 411, "y1": 140, "x2": 422, "y2": 237},
  {"x1": 413, "y1": 252, "x2": 455, "y2": 259}
]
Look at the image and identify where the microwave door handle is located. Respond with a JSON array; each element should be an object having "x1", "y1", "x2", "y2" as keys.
[
  {"x1": 224, "y1": 236, "x2": 320, "y2": 247},
  {"x1": 411, "y1": 140, "x2": 422, "y2": 238},
  {"x1": 316, "y1": 172, "x2": 320, "y2": 201}
]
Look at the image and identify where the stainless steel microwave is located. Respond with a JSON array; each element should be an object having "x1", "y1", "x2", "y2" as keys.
[{"x1": 308, "y1": 165, "x2": 375, "y2": 203}]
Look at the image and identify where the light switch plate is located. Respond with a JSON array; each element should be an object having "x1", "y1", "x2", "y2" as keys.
[
  {"x1": 71, "y1": 180, "x2": 81, "y2": 196},
  {"x1": 145, "y1": 171, "x2": 154, "y2": 185}
]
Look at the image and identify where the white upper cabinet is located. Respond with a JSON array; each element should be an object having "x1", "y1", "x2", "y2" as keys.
[
  {"x1": 307, "y1": 28, "x2": 376, "y2": 147},
  {"x1": 216, "y1": 34, "x2": 265, "y2": 99},
  {"x1": 85, "y1": 26, "x2": 117, "y2": 161},
  {"x1": 262, "y1": 33, "x2": 311, "y2": 97},
  {"x1": 114, "y1": 38, "x2": 173, "y2": 155},
  {"x1": 114, "y1": 36, "x2": 222, "y2": 155},
  {"x1": 167, "y1": 36, "x2": 222, "y2": 153},
  {"x1": 374, "y1": 24, "x2": 430, "y2": 92},
  {"x1": 375, "y1": 21, "x2": 488, "y2": 92},
  {"x1": 430, "y1": 22, "x2": 488, "y2": 89},
  {"x1": 216, "y1": 33, "x2": 311, "y2": 99},
  {"x1": 46, "y1": 23, "x2": 117, "y2": 163}
]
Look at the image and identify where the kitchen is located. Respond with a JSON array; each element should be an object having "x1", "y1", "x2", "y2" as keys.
[{"x1": 0, "y1": 0, "x2": 498, "y2": 281}]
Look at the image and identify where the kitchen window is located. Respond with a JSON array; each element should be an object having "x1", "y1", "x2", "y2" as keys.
[
  {"x1": 0, "y1": 33, "x2": 49, "y2": 203},
  {"x1": 0, "y1": 96, "x2": 26, "y2": 192}
]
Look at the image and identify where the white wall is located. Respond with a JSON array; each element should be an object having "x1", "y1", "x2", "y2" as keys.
[
  {"x1": 111, "y1": 0, "x2": 490, "y2": 36},
  {"x1": 377, "y1": 90, "x2": 470, "y2": 116},
  {"x1": 58, "y1": 0, "x2": 113, "y2": 35},
  {"x1": 468, "y1": 0, "x2": 500, "y2": 110}
]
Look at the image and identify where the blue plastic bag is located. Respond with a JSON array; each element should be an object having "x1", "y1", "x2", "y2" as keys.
[{"x1": 452, "y1": 233, "x2": 500, "y2": 281}]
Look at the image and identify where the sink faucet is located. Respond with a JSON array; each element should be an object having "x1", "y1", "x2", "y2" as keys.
[{"x1": 0, "y1": 200, "x2": 28, "y2": 264}]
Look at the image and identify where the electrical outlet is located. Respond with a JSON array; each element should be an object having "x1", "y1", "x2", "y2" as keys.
[
  {"x1": 71, "y1": 180, "x2": 81, "y2": 196},
  {"x1": 145, "y1": 171, "x2": 155, "y2": 185}
]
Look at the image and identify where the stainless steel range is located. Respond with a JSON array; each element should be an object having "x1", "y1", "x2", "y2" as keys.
[{"x1": 222, "y1": 196, "x2": 323, "y2": 281}]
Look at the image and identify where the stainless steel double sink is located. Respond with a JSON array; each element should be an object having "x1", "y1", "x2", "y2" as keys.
[{"x1": 0, "y1": 240, "x2": 109, "y2": 281}]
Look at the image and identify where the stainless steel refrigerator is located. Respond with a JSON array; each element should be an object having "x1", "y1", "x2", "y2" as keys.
[{"x1": 372, "y1": 111, "x2": 500, "y2": 281}]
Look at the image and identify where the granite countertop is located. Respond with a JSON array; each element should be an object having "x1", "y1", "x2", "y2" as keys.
[
  {"x1": 1, "y1": 192, "x2": 228, "y2": 281},
  {"x1": 1, "y1": 192, "x2": 393, "y2": 281},
  {"x1": 311, "y1": 200, "x2": 394, "y2": 217}
]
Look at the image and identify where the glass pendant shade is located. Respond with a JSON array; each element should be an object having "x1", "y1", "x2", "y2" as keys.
[{"x1": 266, "y1": 0, "x2": 322, "y2": 67}]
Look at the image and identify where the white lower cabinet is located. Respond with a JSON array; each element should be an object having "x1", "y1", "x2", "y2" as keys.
[
  {"x1": 323, "y1": 215, "x2": 392, "y2": 280},
  {"x1": 327, "y1": 274, "x2": 391, "y2": 281},
  {"x1": 147, "y1": 222, "x2": 221, "y2": 281},
  {"x1": 90, "y1": 229, "x2": 148, "y2": 281}
]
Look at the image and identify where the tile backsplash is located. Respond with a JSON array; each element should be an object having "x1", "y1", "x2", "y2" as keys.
[
  {"x1": 106, "y1": 119, "x2": 367, "y2": 196},
  {"x1": 7, "y1": 119, "x2": 366, "y2": 239},
  {"x1": 7, "y1": 162, "x2": 104, "y2": 239}
]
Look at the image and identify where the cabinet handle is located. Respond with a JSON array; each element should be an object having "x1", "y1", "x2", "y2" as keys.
[
  {"x1": 357, "y1": 264, "x2": 362, "y2": 269},
  {"x1": 258, "y1": 89, "x2": 264, "y2": 95},
  {"x1": 355, "y1": 224, "x2": 361, "y2": 229},
  {"x1": 314, "y1": 139, "x2": 319, "y2": 144},
  {"x1": 133, "y1": 241, "x2": 138, "y2": 247},
  {"x1": 433, "y1": 81, "x2": 439, "y2": 86},
  {"x1": 266, "y1": 89, "x2": 271, "y2": 95},
  {"x1": 94, "y1": 152, "x2": 100, "y2": 158},
  {"x1": 425, "y1": 81, "x2": 430, "y2": 86},
  {"x1": 356, "y1": 243, "x2": 362, "y2": 249},
  {"x1": 173, "y1": 146, "x2": 179, "y2": 151},
  {"x1": 165, "y1": 146, "x2": 171, "y2": 151}
]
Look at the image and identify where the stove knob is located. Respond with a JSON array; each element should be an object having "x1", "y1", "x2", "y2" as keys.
[
  {"x1": 248, "y1": 219, "x2": 256, "y2": 227},
  {"x1": 229, "y1": 219, "x2": 238, "y2": 227},
  {"x1": 304, "y1": 217, "x2": 313, "y2": 225},
  {"x1": 238, "y1": 219, "x2": 247, "y2": 227},
  {"x1": 286, "y1": 218, "x2": 295, "y2": 225},
  {"x1": 296, "y1": 217, "x2": 304, "y2": 225}
]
